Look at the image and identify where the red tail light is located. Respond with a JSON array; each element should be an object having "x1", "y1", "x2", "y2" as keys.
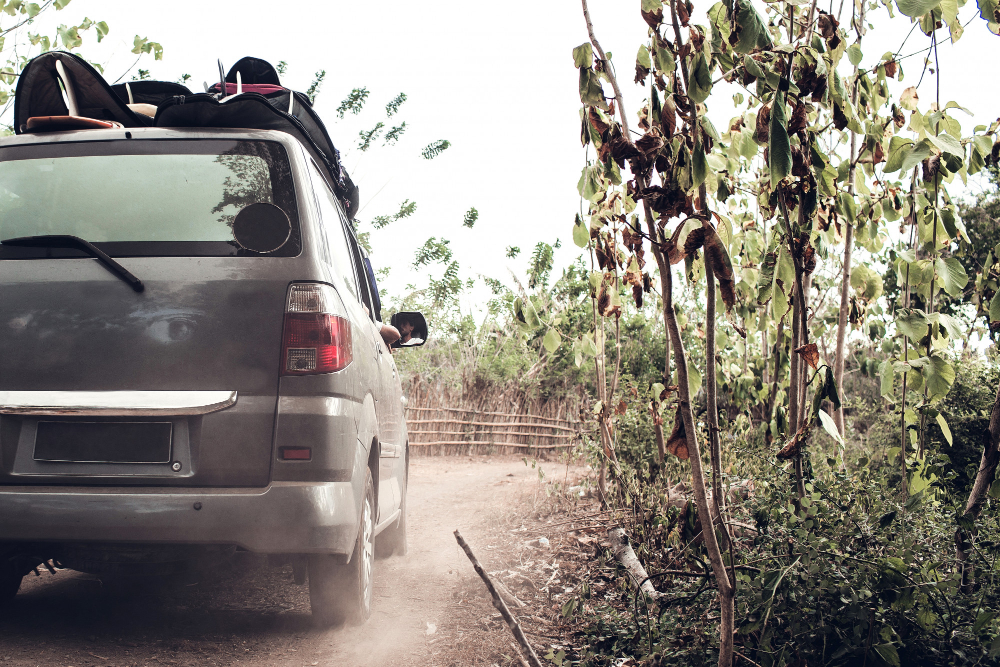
[{"x1": 281, "y1": 283, "x2": 353, "y2": 375}]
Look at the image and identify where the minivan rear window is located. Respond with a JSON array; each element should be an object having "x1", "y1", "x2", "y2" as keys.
[{"x1": 0, "y1": 139, "x2": 300, "y2": 258}]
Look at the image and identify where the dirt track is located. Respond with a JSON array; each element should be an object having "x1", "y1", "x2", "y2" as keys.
[{"x1": 0, "y1": 456, "x2": 567, "y2": 667}]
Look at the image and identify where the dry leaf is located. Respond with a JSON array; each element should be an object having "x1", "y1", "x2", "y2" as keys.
[
  {"x1": 776, "y1": 423, "x2": 812, "y2": 461},
  {"x1": 795, "y1": 342, "x2": 820, "y2": 370},
  {"x1": 665, "y1": 406, "x2": 689, "y2": 460},
  {"x1": 754, "y1": 104, "x2": 771, "y2": 144}
]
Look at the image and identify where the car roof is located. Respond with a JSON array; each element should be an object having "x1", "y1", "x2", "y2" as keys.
[{"x1": 0, "y1": 126, "x2": 307, "y2": 149}]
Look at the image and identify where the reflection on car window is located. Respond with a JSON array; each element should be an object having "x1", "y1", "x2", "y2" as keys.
[
  {"x1": 309, "y1": 163, "x2": 360, "y2": 302},
  {"x1": 0, "y1": 141, "x2": 293, "y2": 244}
]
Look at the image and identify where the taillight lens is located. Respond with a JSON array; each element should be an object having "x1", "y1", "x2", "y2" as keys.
[{"x1": 281, "y1": 283, "x2": 353, "y2": 375}]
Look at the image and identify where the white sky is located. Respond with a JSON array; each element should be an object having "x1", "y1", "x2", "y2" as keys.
[{"x1": 13, "y1": 0, "x2": 1000, "y2": 312}]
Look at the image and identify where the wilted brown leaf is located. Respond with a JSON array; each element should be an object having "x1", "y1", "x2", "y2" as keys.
[
  {"x1": 816, "y1": 10, "x2": 841, "y2": 49},
  {"x1": 661, "y1": 94, "x2": 677, "y2": 137},
  {"x1": 873, "y1": 142, "x2": 885, "y2": 165},
  {"x1": 635, "y1": 133, "x2": 664, "y2": 157},
  {"x1": 788, "y1": 101, "x2": 807, "y2": 136},
  {"x1": 795, "y1": 342, "x2": 820, "y2": 370},
  {"x1": 884, "y1": 59, "x2": 898, "y2": 78},
  {"x1": 923, "y1": 155, "x2": 941, "y2": 182},
  {"x1": 816, "y1": 10, "x2": 838, "y2": 37},
  {"x1": 677, "y1": 0, "x2": 692, "y2": 26},
  {"x1": 791, "y1": 146, "x2": 810, "y2": 177},
  {"x1": 665, "y1": 406, "x2": 689, "y2": 460},
  {"x1": 636, "y1": 61, "x2": 650, "y2": 85},
  {"x1": 641, "y1": 7, "x2": 663, "y2": 29},
  {"x1": 588, "y1": 107, "x2": 610, "y2": 136},
  {"x1": 640, "y1": 182, "x2": 691, "y2": 219},
  {"x1": 833, "y1": 103, "x2": 848, "y2": 130},
  {"x1": 615, "y1": 400, "x2": 627, "y2": 415},
  {"x1": 754, "y1": 104, "x2": 771, "y2": 144},
  {"x1": 683, "y1": 226, "x2": 707, "y2": 257},
  {"x1": 777, "y1": 423, "x2": 811, "y2": 460},
  {"x1": 703, "y1": 225, "x2": 737, "y2": 313},
  {"x1": 632, "y1": 284, "x2": 644, "y2": 309}
]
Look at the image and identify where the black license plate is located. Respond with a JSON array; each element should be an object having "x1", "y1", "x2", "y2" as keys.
[{"x1": 33, "y1": 421, "x2": 173, "y2": 463}]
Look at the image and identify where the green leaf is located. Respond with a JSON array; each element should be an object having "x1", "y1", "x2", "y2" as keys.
[
  {"x1": 692, "y1": 145, "x2": 709, "y2": 187},
  {"x1": 756, "y1": 251, "x2": 777, "y2": 305},
  {"x1": 989, "y1": 290, "x2": 1000, "y2": 323},
  {"x1": 543, "y1": 328, "x2": 560, "y2": 353},
  {"x1": 769, "y1": 91, "x2": 791, "y2": 187},
  {"x1": 896, "y1": 310, "x2": 929, "y2": 342},
  {"x1": 895, "y1": 0, "x2": 941, "y2": 17},
  {"x1": 687, "y1": 364, "x2": 702, "y2": 398},
  {"x1": 930, "y1": 313, "x2": 963, "y2": 339},
  {"x1": 974, "y1": 611, "x2": 996, "y2": 634},
  {"x1": 936, "y1": 257, "x2": 968, "y2": 297},
  {"x1": 641, "y1": 0, "x2": 661, "y2": 10},
  {"x1": 935, "y1": 412, "x2": 953, "y2": 445},
  {"x1": 53, "y1": 0, "x2": 71, "y2": 7},
  {"x1": 743, "y1": 54, "x2": 765, "y2": 81},
  {"x1": 926, "y1": 132, "x2": 964, "y2": 158},
  {"x1": 818, "y1": 409, "x2": 843, "y2": 444},
  {"x1": 578, "y1": 68, "x2": 607, "y2": 109},
  {"x1": 884, "y1": 137, "x2": 914, "y2": 173},
  {"x1": 851, "y1": 264, "x2": 883, "y2": 301},
  {"x1": 880, "y1": 360, "x2": 895, "y2": 397},
  {"x1": 977, "y1": 0, "x2": 1000, "y2": 34},
  {"x1": 729, "y1": 0, "x2": 772, "y2": 53},
  {"x1": 873, "y1": 643, "x2": 900, "y2": 667},
  {"x1": 879, "y1": 510, "x2": 897, "y2": 529},
  {"x1": 925, "y1": 355, "x2": 955, "y2": 400},
  {"x1": 846, "y1": 44, "x2": 863, "y2": 66},
  {"x1": 688, "y1": 54, "x2": 712, "y2": 104},
  {"x1": 898, "y1": 139, "x2": 933, "y2": 175},
  {"x1": 636, "y1": 44, "x2": 652, "y2": 70},
  {"x1": 572, "y1": 216, "x2": 589, "y2": 248},
  {"x1": 572, "y1": 42, "x2": 593, "y2": 68},
  {"x1": 656, "y1": 46, "x2": 676, "y2": 74}
]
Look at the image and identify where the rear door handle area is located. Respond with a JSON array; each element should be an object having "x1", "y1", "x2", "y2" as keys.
[{"x1": 379, "y1": 443, "x2": 401, "y2": 458}]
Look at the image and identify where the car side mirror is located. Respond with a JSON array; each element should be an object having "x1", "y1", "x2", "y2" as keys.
[{"x1": 390, "y1": 311, "x2": 427, "y2": 348}]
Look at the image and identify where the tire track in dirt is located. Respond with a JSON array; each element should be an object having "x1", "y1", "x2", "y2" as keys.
[{"x1": 0, "y1": 457, "x2": 550, "y2": 667}]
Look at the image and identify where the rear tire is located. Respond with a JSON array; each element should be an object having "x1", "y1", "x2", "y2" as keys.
[
  {"x1": 309, "y1": 468, "x2": 375, "y2": 627},
  {"x1": 0, "y1": 560, "x2": 23, "y2": 604}
]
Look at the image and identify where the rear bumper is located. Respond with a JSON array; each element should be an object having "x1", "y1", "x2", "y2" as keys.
[{"x1": 0, "y1": 481, "x2": 359, "y2": 555}]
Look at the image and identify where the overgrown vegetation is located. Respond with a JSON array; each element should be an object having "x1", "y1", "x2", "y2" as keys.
[{"x1": 383, "y1": 0, "x2": 1000, "y2": 663}]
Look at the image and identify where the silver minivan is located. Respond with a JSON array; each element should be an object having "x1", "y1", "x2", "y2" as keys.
[{"x1": 0, "y1": 126, "x2": 421, "y2": 625}]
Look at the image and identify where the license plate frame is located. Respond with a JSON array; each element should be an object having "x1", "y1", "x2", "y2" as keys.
[{"x1": 33, "y1": 420, "x2": 173, "y2": 464}]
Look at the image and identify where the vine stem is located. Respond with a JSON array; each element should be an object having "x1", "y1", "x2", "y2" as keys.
[{"x1": 832, "y1": 0, "x2": 866, "y2": 441}]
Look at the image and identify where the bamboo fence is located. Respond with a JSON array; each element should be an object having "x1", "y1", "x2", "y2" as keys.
[{"x1": 404, "y1": 379, "x2": 584, "y2": 457}]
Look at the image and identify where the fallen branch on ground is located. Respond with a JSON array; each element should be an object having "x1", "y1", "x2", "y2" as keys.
[
  {"x1": 454, "y1": 530, "x2": 543, "y2": 667},
  {"x1": 608, "y1": 527, "x2": 661, "y2": 600}
]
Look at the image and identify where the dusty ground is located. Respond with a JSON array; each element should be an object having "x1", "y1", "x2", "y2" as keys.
[{"x1": 0, "y1": 455, "x2": 597, "y2": 667}]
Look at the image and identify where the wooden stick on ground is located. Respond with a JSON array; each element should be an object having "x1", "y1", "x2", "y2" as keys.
[
  {"x1": 454, "y1": 530, "x2": 543, "y2": 667},
  {"x1": 608, "y1": 527, "x2": 660, "y2": 600}
]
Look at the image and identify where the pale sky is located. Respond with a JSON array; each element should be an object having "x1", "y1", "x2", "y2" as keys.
[{"x1": 11, "y1": 0, "x2": 1000, "y2": 312}]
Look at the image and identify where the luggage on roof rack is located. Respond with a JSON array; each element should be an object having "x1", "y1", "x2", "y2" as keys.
[{"x1": 13, "y1": 52, "x2": 359, "y2": 219}]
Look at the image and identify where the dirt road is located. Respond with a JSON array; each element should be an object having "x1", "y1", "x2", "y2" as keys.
[{"x1": 0, "y1": 456, "x2": 566, "y2": 667}]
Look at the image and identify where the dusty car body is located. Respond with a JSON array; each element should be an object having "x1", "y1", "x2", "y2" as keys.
[{"x1": 0, "y1": 126, "x2": 412, "y2": 625}]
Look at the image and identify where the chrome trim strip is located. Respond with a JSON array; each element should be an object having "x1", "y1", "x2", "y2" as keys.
[{"x1": 0, "y1": 390, "x2": 238, "y2": 416}]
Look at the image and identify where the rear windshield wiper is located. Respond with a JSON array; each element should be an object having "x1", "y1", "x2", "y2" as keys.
[{"x1": 0, "y1": 235, "x2": 144, "y2": 293}]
